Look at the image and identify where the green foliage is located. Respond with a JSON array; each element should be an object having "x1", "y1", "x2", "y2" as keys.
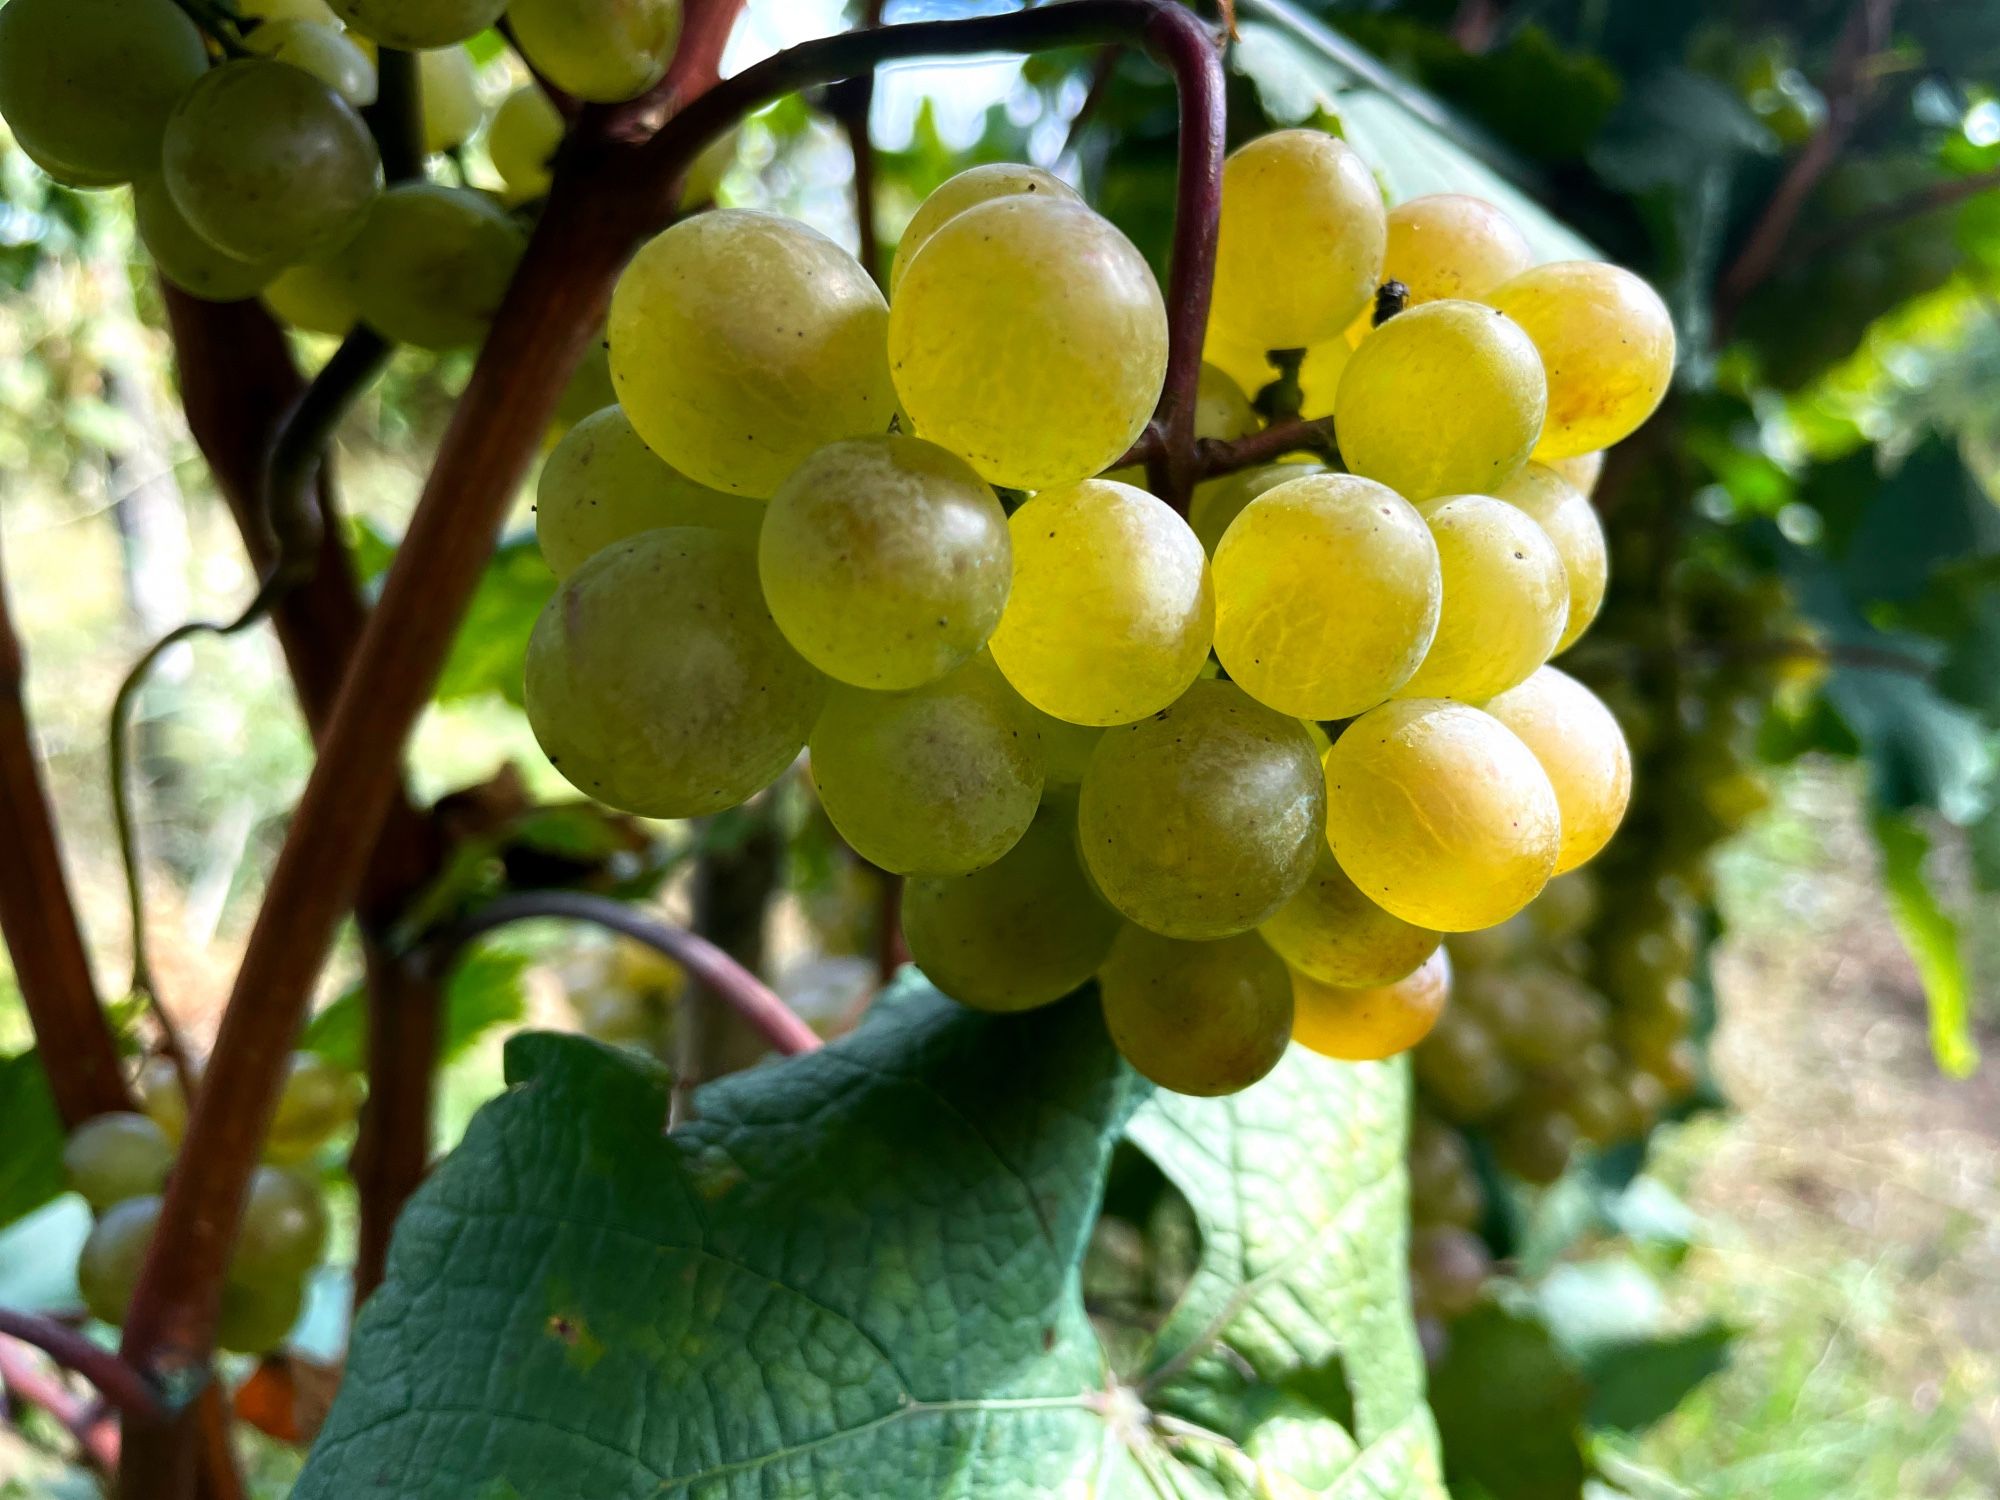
[
  {"x1": 300, "y1": 944, "x2": 531, "y2": 1074},
  {"x1": 1871, "y1": 810, "x2": 1980, "y2": 1078},
  {"x1": 0, "y1": 1050, "x2": 64, "y2": 1232}
]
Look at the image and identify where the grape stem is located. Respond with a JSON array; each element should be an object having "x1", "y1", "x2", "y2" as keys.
[
  {"x1": 1195, "y1": 414, "x2": 1342, "y2": 475},
  {"x1": 0, "y1": 1311, "x2": 165, "y2": 1425}
]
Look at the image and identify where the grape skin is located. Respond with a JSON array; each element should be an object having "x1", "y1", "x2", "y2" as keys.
[
  {"x1": 1481, "y1": 666, "x2": 1632, "y2": 874},
  {"x1": 263, "y1": 256, "x2": 360, "y2": 336},
  {"x1": 78, "y1": 1196, "x2": 161, "y2": 1326},
  {"x1": 217, "y1": 1275, "x2": 305, "y2": 1354},
  {"x1": 1005, "y1": 697, "x2": 1102, "y2": 787},
  {"x1": 1203, "y1": 329, "x2": 1350, "y2": 420},
  {"x1": 1547, "y1": 449, "x2": 1605, "y2": 498},
  {"x1": 234, "y1": 1166, "x2": 329, "y2": 1280},
  {"x1": 488, "y1": 85, "x2": 564, "y2": 201},
  {"x1": 246, "y1": 21, "x2": 378, "y2": 107},
  {"x1": 346, "y1": 184, "x2": 525, "y2": 351},
  {"x1": 135, "y1": 179, "x2": 282, "y2": 303},
  {"x1": 1099, "y1": 928, "x2": 1294, "y2": 1097},
  {"x1": 890, "y1": 163, "x2": 1081, "y2": 293},
  {"x1": 419, "y1": 47, "x2": 484, "y2": 154},
  {"x1": 1290, "y1": 945, "x2": 1451, "y2": 1062},
  {"x1": 1188, "y1": 461, "x2": 1323, "y2": 558},
  {"x1": 507, "y1": 0, "x2": 681, "y2": 104},
  {"x1": 264, "y1": 1053, "x2": 361, "y2": 1163},
  {"x1": 328, "y1": 0, "x2": 507, "y2": 49},
  {"x1": 1398, "y1": 495, "x2": 1567, "y2": 702},
  {"x1": 62, "y1": 1112, "x2": 174, "y2": 1212},
  {"x1": 136, "y1": 1056, "x2": 189, "y2": 1144},
  {"x1": 1345, "y1": 193, "x2": 1531, "y2": 341},
  {"x1": 1493, "y1": 462, "x2": 1607, "y2": 653},
  {"x1": 1261, "y1": 841, "x2": 1440, "y2": 989}
]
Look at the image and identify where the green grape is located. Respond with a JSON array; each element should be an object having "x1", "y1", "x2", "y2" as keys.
[
  {"x1": 901, "y1": 801, "x2": 1119, "y2": 1012},
  {"x1": 1492, "y1": 1103, "x2": 1577, "y2": 1185},
  {"x1": 611, "y1": 209, "x2": 893, "y2": 498},
  {"x1": 1208, "y1": 129, "x2": 1385, "y2": 351},
  {"x1": 163, "y1": 60, "x2": 381, "y2": 265},
  {"x1": 232, "y1": 1167, "x2": 329, "y2": 1281},
  {"x1": 327, "y1": 0, "x2": 506, "y2": 48},
  {"x1": 1408, "y1": 1113, "x2": 1483, "y2": 1228},
  {"x1": 1528, "y1": 869, "x2": 1600, "y2": 943},
  {"x1": 1409, "y1": 1223, "x2": 1491, "y2": 1319},
  {"x1": 1482, "y1": 667, "x2": 1632, "y2": 874},
  {"x1": 419, "y1": 47, "x2": 484, "y2": 154},
  {"x1": 1493, "y1": 462, "x2": 1607, "y2": 653},
  {"x1": 1187, "y1": 461, "x2": 1322, "y2": 558},
  {"x1": 889, "y1": 195, "x2": 1166, "y2": 489},
  {"x1": 760, "y1": 435, "x2": 1010, "y2": 690},
  {"x1": 537, "y1": 405, "x2": 757, "y2": 579},
  {"x1": 1078, "y1": 680, "x2": 1324, "y2": 939},
  {"x1": 507, "y1": 0, "x2": 680, "y2": 102},
  {"x1": 889, "y1": 163, "x2": 1080, "y2": 293},
  {"x1": 217, "y1": 1275, "x2": 304, "y2": 1355},
  {"x1": 1546, "y1": 449, "x2": 1603, "y2": 499},
  {"x1": 488, "y1": 84, "x2": 563, "y2": 201},
  {"x1": 1324, "y1": 699, "x2": 1560, "y2": 931},
  {"x1": 136, "y1": 1056, "x2": 189, "y2": 1145},
  {"x1": 1261, "y1": 841, "x2": 1440, "y2": 988},
  {"x1": 246, "y1": 21, "x2": 378, "y2": 107},
  {"x1": 1486, "y1": 261, "x2": 1675, "y2": 460},
  {"x1": 77, "y1": 1196, "x2": 160, "y2": 1326},
  {"x1": 1007, "y1": 695, "x2": 1103, "y2": 787},
  {"x1": 1098, "y1": 927, "x2": 1293, "y2": 1097},
  {"x1": 0, "y1": 0, "x2": 208, "y2": 187},
  {"x1": 1490, "y1": 965, "x2": 1607, "y2": 1068},
  {"x1": 265, "y1": 1053, "x2": 361, "y2": 1163},
  {"x1": 62, "y1": 1112, "x2": 173, "y2": 1212},
  {"x1": 678, "y1": 126, "x2": 739, "y2": 210},
  {"x1": 243, "y1": 0, "x2": 340, "y2": 21},
  {"x1": 346, "y1": 183, "x2": 525, "y2": 351},
  {"x1": 526, "y1": 528, "x2": 827, "y2": 817},
  {"x1": 809, "y1": 655, "x2": 1043, "y2": 877},
  {"x1": 1335, "y1": 299, "x2": 1547, "y2": 502},
  {"x1": 262, "y1": 255, "x2": 360, "y2": 336},
  {"x1": 134, "y1": 179, "x2": 282, "y2": 303},
  {"x1": 1414, "y1": 1008, "x2": 1519, "y2": 1121},
  {"x1": 1291, "y1": 946, "x2": 1451, "y2": 1062},
  {"x1": 1212, "y1": 472, "x2": 1441, "y2": 718},
  {"x1": 1567, "y1": 1077, "x2": 1633, "y2": 1146},
  {"x1": 1397, "y1": 496, "x2": 1566, "y2": 702},
  {"x1": 1376, "y1": 193, "x2": 1531, "y2": 308},
  {"x1": 987, "y1": 479, "x2": 1211, "y2": 726}
]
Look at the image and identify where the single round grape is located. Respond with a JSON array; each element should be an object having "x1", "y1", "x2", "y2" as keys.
[
  {"x1": 760, "y1": 435, "x2": 1010, "y2": 690},
  {"x1": 889, "y1": 195, "x2": 1166, "y2": 489},
  {"x1": 1379, "y1": 193, "x2": 1532, "y2": 306},
  {"x1": 346, "y1": 183, "x2": 525, "y2": 351},
  {"x1": 537, "y1": 406, "x2": 756, "y2": 578},
  {"x1": 217, "y1": 1274, "x2": 305, "y2": 1355},
  {"x1": 419, "y1": 46, "x2": 484, "y2": 154},
  {"x1": 1482, "y1": 667, "x2": 1631, "y2": 874},
  {"x1": 232, "y1": 1167, "x2": 329, "y2": 1281},
  {"x1": 262, "y1": 255, "x2": 360, "y2": 335},
  {"x1": 246, "y1": 20, "x2": 378, "y2": 107},
  {"x1": 1493, "y1": 1104, "x2": 1577, "y2": 1185},
  {"x1": 78, "y1": 1196, "x2": 160, "y2": 1326},
  {"x1": 1261, "y1": 841, "x2": 1440, "y2": 988},
  {"x1": 1486, "y1": 260, "x2": 1676, "y2": 459},
  {"x1": 889, "y1": 163, "x2": 1080, "y2": 293},
  {"x1": 1482, "y1": 965, "x2": 1607, "y2": 1068},
  {"x1": 135, "y1": 179, "x2": 282, "y2": 303},
  {"x1": 327, "y1": 0, "x2": 506, "y2": 48},
  {"x1": 62, "y1": 1112, "x2": 173, "y2": 1212},
  {"x1": 1398, "y1": 495, "x2": 1567, "y2": 701},
  {"x1": 988, "y1": 479, "x2": 1211, "y2": 727},
  {"x1": 1291, "y1": 946, "x2": 1451, "y2": 1062},
  {"x1": 809, "y1": 655, "x2": 1043, "y2": 877},
  {"x1": 1409, "y1": 1223, "x2": 1491, "y2": 1319},
  {"x1": 507, "y1": 0, "x2": 679, "y2": 103},
  {"x1": 488, "y1": 84, "x2": 563, "y2": 201},
  {"x1": 1188, "y1": 461, "x2": 1322, "y2": 557},
  {"x1": 1493, "y1": 462, "x2": 1606, "y2": 653},
  {"x1": 1335, "y1": 300, "x2": 1547, "y2": 502},
  {"x1": 1547, "y1": 449, "x2": 1604, "y2": 498},
  {"x1": 611, "y1": 210, "x2": 893, "y2": 497},
  {"x1": 136, "y1": 1056, "x2": 190, "y2": 1145},
  {"x1": 1079, "y1": 680, "x2": 1324, "y2": 939},
  {"x1": 163, "y1": 61, "x2": 382, "y2": 265},
  {"x1": 0, "y1": 0, "x2": 208, "y2": 186},
  {"x1": 264, "y1": 1052, "x2": 361, "y2": 1164},
  {"x1": 1414, "y1": 1008, "x2": 1520, "y2": 1121},
  {"x1": 1213, "y1": 472, "x2": 1441, "y2": 718},
  {"x1": 1208, "y1": 129, "x2": 1385, "y2": 350},
  {"x1": 1323, "y1": 699, "x2": 1560, "y2": 931},
  {"x1": 1098, "y1": 928, "x2": 1293, "y2": 1097},
  {"x1": 901, "y1": 801, "x2": 1119, "y2": 1012},
  {"x1": 525, "y1": 528, "x2": 827, "y2": 817}
]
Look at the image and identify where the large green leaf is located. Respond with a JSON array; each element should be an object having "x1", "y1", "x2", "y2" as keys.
[
  {"x1": 0, "y1": 1049, "x2": 66, "y2": 1232},
  {"x1": 297, "y1": 979, "x2": 1442, "y2": 1498}
]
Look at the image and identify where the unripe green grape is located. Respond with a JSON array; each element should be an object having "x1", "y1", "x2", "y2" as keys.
[
  {"x1": 488, "y1": 84, "x2": 563, "y2": 201},
  {"x1": 1336, "y1": 299, "x2": 1546, "y2": 501},
  {"x1": 1413, "y1": 1007, "x2": 1519, "y2": 1121},
  {"x1": 1409, "y1": 1223, "x2": 1491, "y2": 1319},
  {"x1": 217, "y1": 1275, "x2": 304, "y2": 1355},
  {"x1": 246, "y1": 21, "x2": 378, "y2": 107},
  {"x1": 1291, "y1": 945, "x2": 1450, "y2": 1062},
  {"x1": 1493, "y1": 462, "x2": 1607, "y2": 653},
  {"x1": 0, "y1": 0, "x2": 208, "y2": 187},
  {"x1": 62, "y1": 1113, "x2": 173, "y2": 1212},
  {"x1": 262, "y1": 255, "x2": 360, "y2": 337},
  {"x1": 164, "y1": 61, "x2": 381, "y2": 265},
  {"x1": 328, "y1": 0, "x2": 507, "y2": 49},
  {"x1": 1213, "y1": 472, "x2": 1441, "y2": 718},
  {"x1": 889, "y1": 163, "x2": 1079, "y2": 293},
  {"x1": 889, "y1": 195, "x2": 1166, "y2": 489},
  {"x1": 1482, "y1": 667, "x2": 1631, "y2": 874},
  {"x1": 611, "y1": 210, "x2": 893, "y2": 497},
  {"x1": 1324, "y1": 699, "x2": 1560, "y2": 931},
  {"x1": 537, "y1": 405, "x2": 757, "y2": 579},
  {"x1": 1261, "y1": 841, "x2": 1440, "y2": 989},
  {"x1": 1486, "y1": 261, "x2": 1675, "y2": 460},
  {"x1": 1397, "y1": 496, "x2": 1566, "y2": 702},
  {"x1": 135, "y1": 179, "x2": 282, "y2": 303},
  {"x1": 1208, "y1": 129, "x2": 1385, "y2": 351},
  {"x1": 901, "y1": 801, "x2": 1119, "y2": 1012},
  {"x1": 760, "y1": 435, "x2": 1010, "y2": 690},
  {"x1": 78, "y1": 1196, "x2": 160, "y2": 1326},
  {"x1": 1188, "y1": 461, "x2": 1322, "y2": 557},
  {"x1": 1098, "y1": 928, "x2": 1293, "y2": 1097},
  {"x1": 346, "y1": 183, "x2": 525, "y2": 350},
  {"x1": 1079, "y1": 680, "x2": 1324, "y2": 939},
  {"x1": 233, "y1": 1167, "x2": 329, "y2": 1281},
  {"x1": 1547, "y1": 449, "x2": 1604, "y2": 499},
  {"x1": 988, "y1": 479, "x2": 1211, "y2": 727},
  {"x1": 508, "y1": 0, "x2": 680, "y2": 103},
  {"x1": 419, "y1": 47, "x2": 484, "y2": 154},
  {"x1": 526, "y1": 528, "x2": 827, "y2": 817},
  {"x1": 1489, "y1": 965, "x2": 1607, "y2": 1068},
  {"x1": 809, "y1": 655, "x2": 1043, "y2": 877},
  {"x1": 265, "y1": 1053, "x2": 361, "y2": 1163},
  {"x1": 136, "y1": 1056, "x2": 190, "y2": 1145}
]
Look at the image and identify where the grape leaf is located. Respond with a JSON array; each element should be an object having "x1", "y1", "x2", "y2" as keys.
[
  {"x1": 296, "y1": 978, "x2": 1443, "y2": 1498},
  {"x1": 0, "y1": 1049, "x2": 65, "y2": 1232}
]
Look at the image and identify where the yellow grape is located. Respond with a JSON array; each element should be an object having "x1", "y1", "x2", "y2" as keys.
[
  {"x1": 1323, "y1": 698, "x2": 1560, "y2": 931},
  {"x1": 1208, "y1": 129, "x2": 1385, "y2": 351},
  {"x1": 134, "y1": 178, "x2": 281, "y2": 303},
  {"x1": 1078, "y1": 680, "x2": 1325, "y2": 939},
  {"x1": 419, "y1": 47, "x2": 483, "y2": 154},
  {"x1": 328, "y1": 0, "x2": 505, "y2": 49},
  {"x1": 1486, "y1": 260, "x2": 1676, "y2": 459},
  {"x1": 889, "y1": 195, "x2": 1166, "y2": 489},
  {"x1": 1345, "y1": 193, "x2": 1531, "y2": 341},
  {"x1": 611, "y1": 210, "x2": 893, "y2": 497},
  {"x1": 1547, "y1": 449, "x2": 1604, "y2": 497},
  {"x1": 246, "y1": 21, "x2": 377, "y2": 107},
  {"x1": 1098, "y1": 928, "x2": 1293, "y2": 1097},
  {"x1": 508, "y1": 0, "x2": 680, "y2": 103},
  {"x1": 1213, "y1": 472, "x2": 1441, "y2": 718},
  {"x1": 889, "y1": 162, "x2": 1080, "y2": 293},
  {"x1": 1398, "y1": 495, "x2": 1567, "y2": 701},
  {"x1": 1481, "y1": 666, "x2": 1631, "y2": 874},
  {"x1": 1261, "y1": 841, "x2": 1440, "y2": 989},
  {"x1": 1494, "y1": 462, "x2": 1606, "y2": 652},
  {"x1": 1188, "y1": 460, "x2": 1322, "y2": 557},
  {"x1": 135, "y1": 1056, "x2": 189, "y2": 1144},
  {"x1": 263, "y1": 1053, "x2": 361, "y2": 1163},
  {"x1": 1335, "y1": 299, "x2": 1547, "y2": 501},
  {"x1": 1290, "y1": 946, "x2": 1452, "y2": 1062},
  {"x1": 987, "y1": 479, "x2": 1211, "y2": 726},
  {"x1": 346, "y1": 183, "x2": 525, "y2": 350},
  {"x1": 262, "y1": 255, "x2": 360, "y2": 335},
  {"x1": 488, "y1": 84, "x2": 563, "y2": 201}
]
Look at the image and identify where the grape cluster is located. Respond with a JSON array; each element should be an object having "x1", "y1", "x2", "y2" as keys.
[{"x1": 62, "y1": 1052, "x2": 359, "y2": 1354}]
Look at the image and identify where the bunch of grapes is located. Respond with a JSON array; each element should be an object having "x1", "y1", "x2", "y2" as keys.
[{"x1": 61, "y1": 1052, "x2": 359, "y2": 1354}]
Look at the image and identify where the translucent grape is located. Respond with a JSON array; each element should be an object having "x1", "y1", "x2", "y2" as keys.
[
  {"x1": 1323, "y1": 698, "x2": 1560, "y2": 931},
  {"x1": 611, "y1": 210, "x2": 893, "y2": 497},
  {"x1": 488, "y1": 84, "x2": 563, "y2": 201},
  {"x1": 1098, "y1": 928, "x2": 1293, "y2": 1097},
  {"x1": 889, "y1": 195, "x2": 1166, "y2": 489},
  {"x1": 760, "y1": 435, "x2": 1011, "y2": 690},
  {"x1": 264, "y1": 1053, "x2": 361, "y2": 1163},
  {"x1": 419, "y1": 47, "x2": 484, "y2": 154},
  {"x1": 525, "y1": 528, "x2": 827, "y2": 817},
  {"x1": 0, "y1": 0, "x2": 208, "y2": 186},
  {"x1": 809, "y1": 655, "x2": 1042, "y2": 876},
  {"x1": 328, "y1": 0, "x2": 507, "y2": 48},
  {"x1": 889, "y1": 163, "x2": 1079, "y2": 293},
  {"x1": 246, "y1": 21, "x2": 378, "y2": 107},
  {"x1": 1353, "y1": 194, "x2": 1531, "y2": 336},
  {"x1": 262, "y1": 255, "x2": 360, "y2": 337},
  {"x1": 136, "y1": 1056, "x2": 189, "y2": 1144},
  {"x1": 1187, "y1": 461, "x2": 1322, "y2": 557},
  {"x1": 233, "y1": 1167, "x2": 328, "y2": 1280},
  {"x1": 1208, "y1": 129, "x2": 1385, "y2": 350},
  {"x1": 1335, "y1": 299, "x2": 1547, "y2": 501},
  {"x1": 346, "y1": 184, "x2": 524, "y2": 350},
  {"x1": 1006, "y1": 695, "x2": 1103, "y2": 786},
  {"x1": 987, "y1": 479, "x2": 1211, "y2": 727},
  {"x1": 135, "y1": 179, "x2": 282, "y2": 303},
  {"x1": 1493, "y1": 462, "x2": 1606, "y2": 652},
  {"x1": 1486, "y1": 261, "x2": 1676, "y2": 460},
  {"x1": 62, "y1": 1112, "x2": 173, "y2": 1212},
  {"x1": 1290, "y1": 946, "x2": 1451, "y2": 1062},
  {"x1": 507, "y1": 0, "x2": 679, "y2": 102},
  {"x1": 1212, "y1": 472, "x2": 1441, "y2": 718},
  {"x1": 1481, "y1": 666, "x2": 1631, "y2": 874},
  {"x1": 78, "y1": 1196, "x2": 160, "y2": 1326},
  {"x1": 1398, "y1": 496, "x2": 1567, "y2": 701},
  {"x1": 217, "y1": 1275, "x2": 304, "y2": 1354},
  {"x1": 901, "y1": 801, "x2": 1119, "y2": 1012},
  {"x1": 1547, "y1": 449, "x2": 1604, "y2": 498},
  {"x1": 1261, "y1": 842, "x2": 1440, "y2": 988},
  {"x1": 163, "y1": 60, "x2": 381, "y2": 265}
]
